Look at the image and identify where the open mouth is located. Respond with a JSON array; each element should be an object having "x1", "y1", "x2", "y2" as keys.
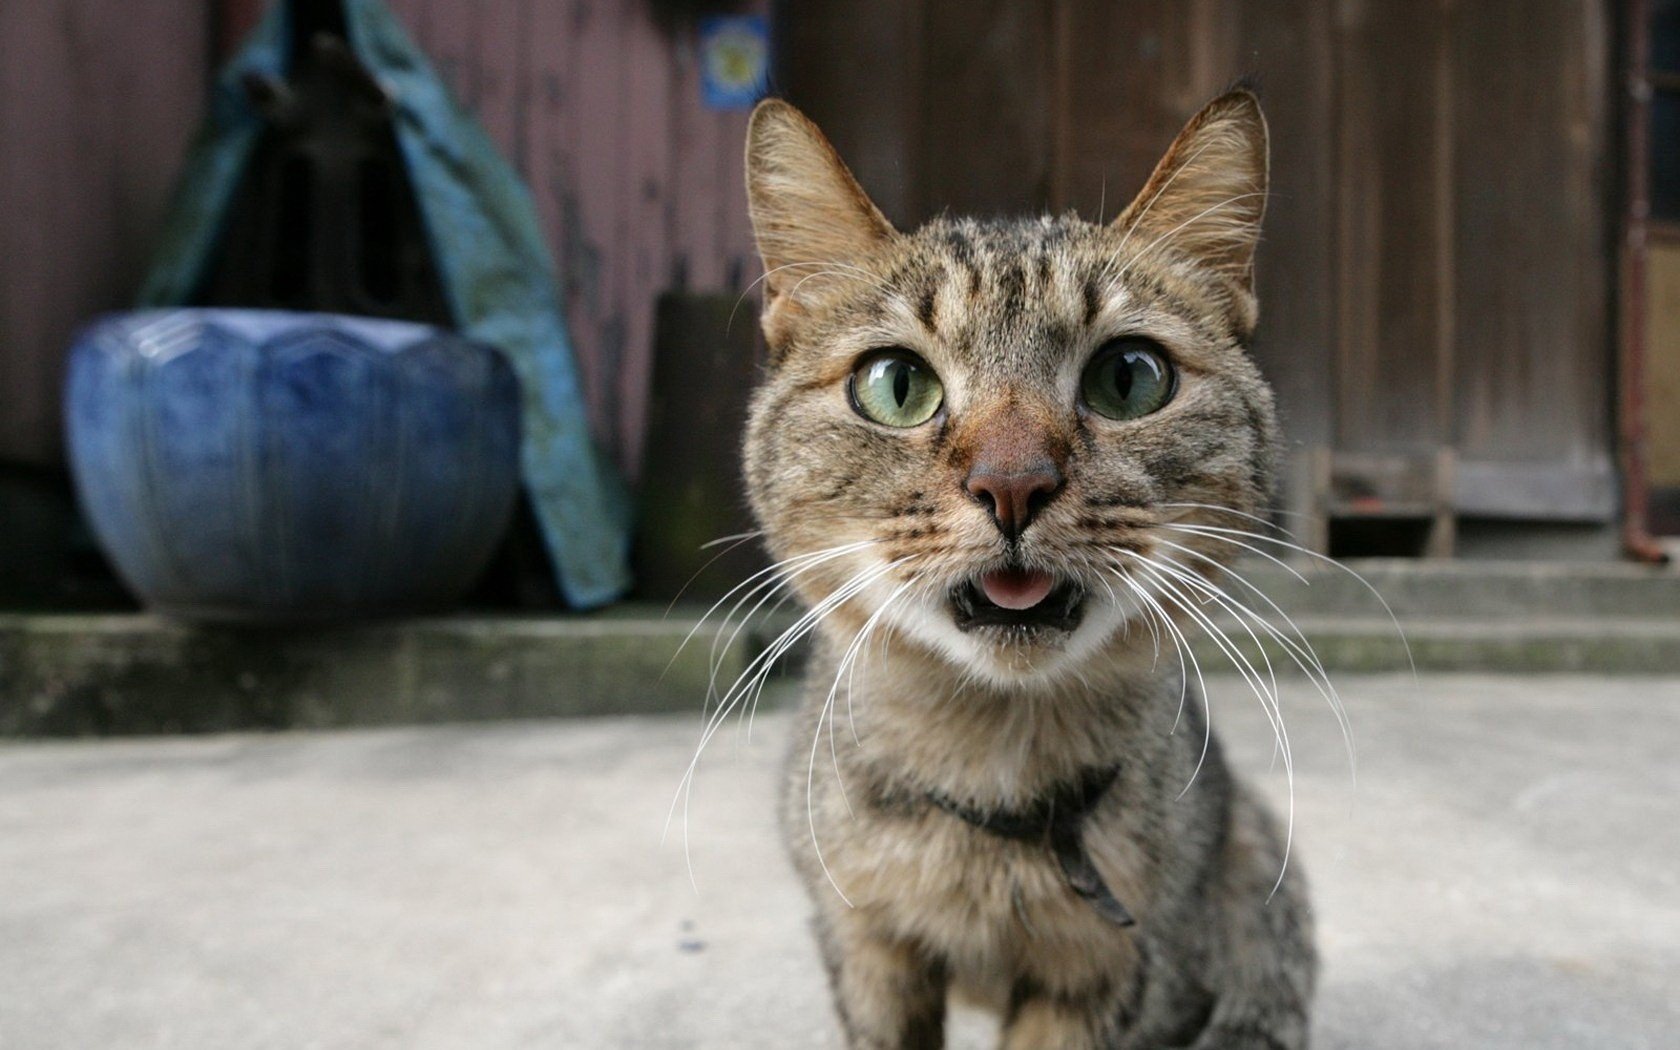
[{"x1": 949, "y1": 568, "x2": 1086, "y2": 635}]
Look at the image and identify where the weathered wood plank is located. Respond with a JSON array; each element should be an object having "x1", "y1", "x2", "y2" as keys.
[
  {"x1": 522, "y1": 0, "x2": 583, "y2": 355},
  {"x1": 918, "y1": 0, "x2": 1054, "y2": 219},
  {"x1": 1645, "y1": 241, "x2": 1680, "y2": 487},
  {"x1": 617, "y1": 0, "x2": 674, "y2": 471},
  {"x1": 388, "y1": 0, "x2": 768, "y2": 475},
  {"x1": 1232, "y1": 0, "x2": 1337, "y2": 456},
  {"x1": 1055, "y1": 0, "x2": 1232, "y2": 218},
  {"x1": 1451, "y1": 0, "x2": 1610, "y2": 471},
  {"x1": 0, "y1": 0, "x2": 209, "y2": 467},
  {"x1": 567, "y1": 0, "x2": 630, "y2": 459},
  {"x1": 668, "y1": 36, "x2": 728, "y2": 292},
  {"x1": 1333, "y1": 0, "x2": 1454, "y2": 455},
  {"x1": 775, "y1": 0, "x2": 924, "y2": 226}
]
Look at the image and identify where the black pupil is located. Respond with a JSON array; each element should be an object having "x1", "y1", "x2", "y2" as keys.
[
  {"x1": 1112, "y1": 354, "x2": 1136, "y2": 400},
  {"x1": 892, "y1": 363, "x2": 911, "y2": 406}
]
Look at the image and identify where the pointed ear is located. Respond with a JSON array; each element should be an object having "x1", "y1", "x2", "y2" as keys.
[
  {"x1": 1113, "y1": 88, "x2": 1269, "y2": 293},
  {"x1": 745, "y1": 99, "x2": 896, "y2": 346}
]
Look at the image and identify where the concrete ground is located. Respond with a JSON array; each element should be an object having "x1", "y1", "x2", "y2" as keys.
[{"x1": 1, "y1": 674, "x2": 1676, "y2": 1050}]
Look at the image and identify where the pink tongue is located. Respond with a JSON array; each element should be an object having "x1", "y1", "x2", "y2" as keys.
[{"x1": 980, "y1": 569, "x2": 1056, "y2": 611}]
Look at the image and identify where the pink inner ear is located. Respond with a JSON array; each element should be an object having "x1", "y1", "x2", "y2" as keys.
[{"x1": 980, "y1": 569, "x2": 1055, "y2": 610}]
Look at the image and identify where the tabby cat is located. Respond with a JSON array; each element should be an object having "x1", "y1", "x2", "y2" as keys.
[{"x1": 738, "y1": 87, "x2": 1315, "y2": 1049}]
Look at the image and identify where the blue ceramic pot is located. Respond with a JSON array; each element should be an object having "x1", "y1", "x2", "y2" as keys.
[{"x1": 65, "y1": 309, "x2": 521, "y2": 621}]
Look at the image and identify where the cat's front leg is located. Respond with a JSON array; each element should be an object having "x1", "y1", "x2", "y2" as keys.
[
  {"x1": 999, "y1": 978, "x2": 1134, "y2": 1050},
  {"x1": 813, "y1": 908, "x2": 947, "y2": 1050}
]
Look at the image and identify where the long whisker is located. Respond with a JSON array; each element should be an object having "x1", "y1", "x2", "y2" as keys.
[
  {"x1": 700, "y1": 529, "x2": 768, "y2": 550},
  {"x1": 1155, "y1": 501, "x2": 1295, "y2": 537},
  {"x1": 1141, "y1": 558, "x2": 1289, "y2": 774},
  {"x1": 1107, "y1": 565, "x2": 1213, "y2": 788},
  {"x1": 1122, "y1": 553, "x2": 1296, "y2": 896},
  {"x1": 677, "y1": 559, "x2": 883, "y2": 831},
  {"x1": 666, "y1": 557, "x2": 900, "y2": 891},
  {"x1": 661, "y1": 529, "x2": 770, "y2": 616},
  {"x1": 817, "y1": 575, "x2": 919, "y2": 819},
  {"x1": 701, "y1": 541, "x2": 880, "y2": 710},
  {"x1": 838, "y1": 576, "x2": 920, "y2": 746},
  {"x1": 1164, "y1": 522, "x2": 1416, "y2": 682},
  {"x1": 1150, "y1": 537, "x2": 1356, "y2": 784},
  {"x1": 664, "y1": 539, "x2": 876, "y2": 692}
]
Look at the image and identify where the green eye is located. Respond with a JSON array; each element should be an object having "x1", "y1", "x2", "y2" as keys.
[
  {"x1": 1080, "y1": 339, "x2": 1176, "y2": 420},
  {"x1": 849, "y1": 350, "x2": 944, "y2": 427}
]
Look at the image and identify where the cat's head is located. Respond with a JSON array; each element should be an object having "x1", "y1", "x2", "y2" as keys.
[{"x1": 741, "y1": 89, "x2": 1278, "y2": 686}]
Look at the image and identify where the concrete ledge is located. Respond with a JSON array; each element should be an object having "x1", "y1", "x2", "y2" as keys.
[
  {"x1": 6, "y1": 591, "x2": 1680, "y2": 737},
  {"x1": 0, "y1": 613, "x2": 748, "y2": 737},
  {"x1": 1235, "y1": 558, "x2": 1680, "y2": 619},
  {"x1": 1192, "y1": 616, "x2": 1680, "y2": 675}
]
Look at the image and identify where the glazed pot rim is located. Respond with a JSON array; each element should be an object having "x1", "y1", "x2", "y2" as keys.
[{"x1": 87, "y1": 307, "x2": 470, "y2": 352}]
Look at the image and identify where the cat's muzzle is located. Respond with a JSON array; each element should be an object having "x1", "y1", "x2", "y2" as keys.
[{"x1": 948, "y1": 575, "x2": 1086, "y2": 637}]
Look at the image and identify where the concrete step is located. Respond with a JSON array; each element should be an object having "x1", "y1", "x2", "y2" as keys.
[
  {"x1": 1181, "y1": 615, "x2": 1680, "y2": 675},
  {"x1": 1227, "y1": 558, "x2": 1680, "y2": 620},
  {"x1": 0, "y1": 612, "x2": 750, "y2": 737},
  {"x1": 744, "y1": 613, "x2": 1680, "y2": 679},
  {"x1": 5, "y1": 560, "x2": 1680, "y2": 736}
]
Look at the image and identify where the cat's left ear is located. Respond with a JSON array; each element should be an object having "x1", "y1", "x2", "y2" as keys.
[
  {"x1": 1113, "y1": 87, "x2": 1269, "y2": 303},
  {"x1": 745, "y1": 99, "x2": 897, "y2": 352}
]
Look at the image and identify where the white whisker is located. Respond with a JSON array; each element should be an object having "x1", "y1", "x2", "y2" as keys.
[
  {"x1": 1106, "y1": 566, "x2": 1213, "y2": 788},
  {"x1": 1164, "y1": 522, "x2": 1416, "y2": 682},
  {"x1": 665, "y1": 554, "x2": 896, "y2": 892},
  {"x1": 1151, "y1": 537, "x2": 1356, "y2": 784},
  {"x1": 1121, "y1": 553, "x2": 1296, "y2": 896}
]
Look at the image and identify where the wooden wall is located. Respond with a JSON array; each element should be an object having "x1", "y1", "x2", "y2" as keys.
[
  {"x1": 0, "y1": 0, "x2": 210, "y2": 467},
  {"x1": 781, "y1": 0, "x2": 1616, "y2": 527},
  {"x1": 3, "y1": 0, "x2": 761, "y2": 478},
  {"x1": 0, "y1": 0, "x2": 1618, "y2": 529},
  {"x1": 384, "y1": 0, "x2": 761, "y2": 475},
  {"x1": 222, "y1": 0, "x2": 765, "y2": 476}
]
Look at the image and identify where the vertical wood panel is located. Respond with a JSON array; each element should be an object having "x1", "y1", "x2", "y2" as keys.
[
  {"x1": 1648, "y1": 242, "x2": 1680, "y2": 485},
  {"x1": 1057, "y1": 0, "x2": 1234, "y2": 218},
  {"x1": 387, "y1": 0, "x2": 769, "y2": 475},
  {"x1": 0, "y1": 0, "x2": 210, "y2": 467},
  {"x1": 918, "y1": 0, "x2": 1054, "y2": 219},
  {"x1": 521, "y1": 0, "x2": 583, "y2": 386},
  {"x1": 1056, "y1": 0, "x2": 1337, "y2": 498},
  {"x1": 770, "y1": 0, "x2": 1615, "y2": 525},
  {"x1": 713, "y1": 96, "x2": 759, "y2": 295},
  {"x1": 1233, "y1": 0, "x2": 1337, "y2": 455},
  {"x1": 1333, "y1": 0, "x2": 1454, "y2": 454},
  {"x1": 566, "y1": 0, "x2": 630, "y2": 456},
  {"x1": 1451, "y1": 0, "x2": 1609, "y2": 468},
  {"x1": 775, "y1": 0, "x2": 923, "y2": 226},
  {"x1": 616, "y1": 0, "x2": 673, "y2": 470},
  {"x1": 667, "y1": 42, "x2": 728, "y2": 291}
]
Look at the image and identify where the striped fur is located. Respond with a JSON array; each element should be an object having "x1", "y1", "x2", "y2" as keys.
[{"x1": 741, "y1": 89, "x2": 1314, "y2": 1049}]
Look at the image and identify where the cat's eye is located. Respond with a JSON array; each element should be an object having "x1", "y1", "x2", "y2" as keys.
[
  {"x1": 1080, "y1": 338, "x2": 1176, "y2": 421},
  {"x1": 849, "y1": 350, "x2": 944, "y2": 428}
]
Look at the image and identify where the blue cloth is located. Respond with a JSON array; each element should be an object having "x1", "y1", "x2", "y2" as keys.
[{"x1": 138, "y1": 0, "x2": 630, "y2": 608}]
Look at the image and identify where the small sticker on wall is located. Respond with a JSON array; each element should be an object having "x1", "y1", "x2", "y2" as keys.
[{"x1": 698, "y1": 15, "x2": 770, "y2": 110}]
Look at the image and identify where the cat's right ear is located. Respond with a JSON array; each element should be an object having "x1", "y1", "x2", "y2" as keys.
[{"x1": 745, "y1": 99, "x2": 896, "y2": 354}]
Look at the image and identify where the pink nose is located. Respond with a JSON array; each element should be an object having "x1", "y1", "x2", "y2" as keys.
[{"x1": 965, "y1": 463, "x2": 1061, "y2": 541}]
